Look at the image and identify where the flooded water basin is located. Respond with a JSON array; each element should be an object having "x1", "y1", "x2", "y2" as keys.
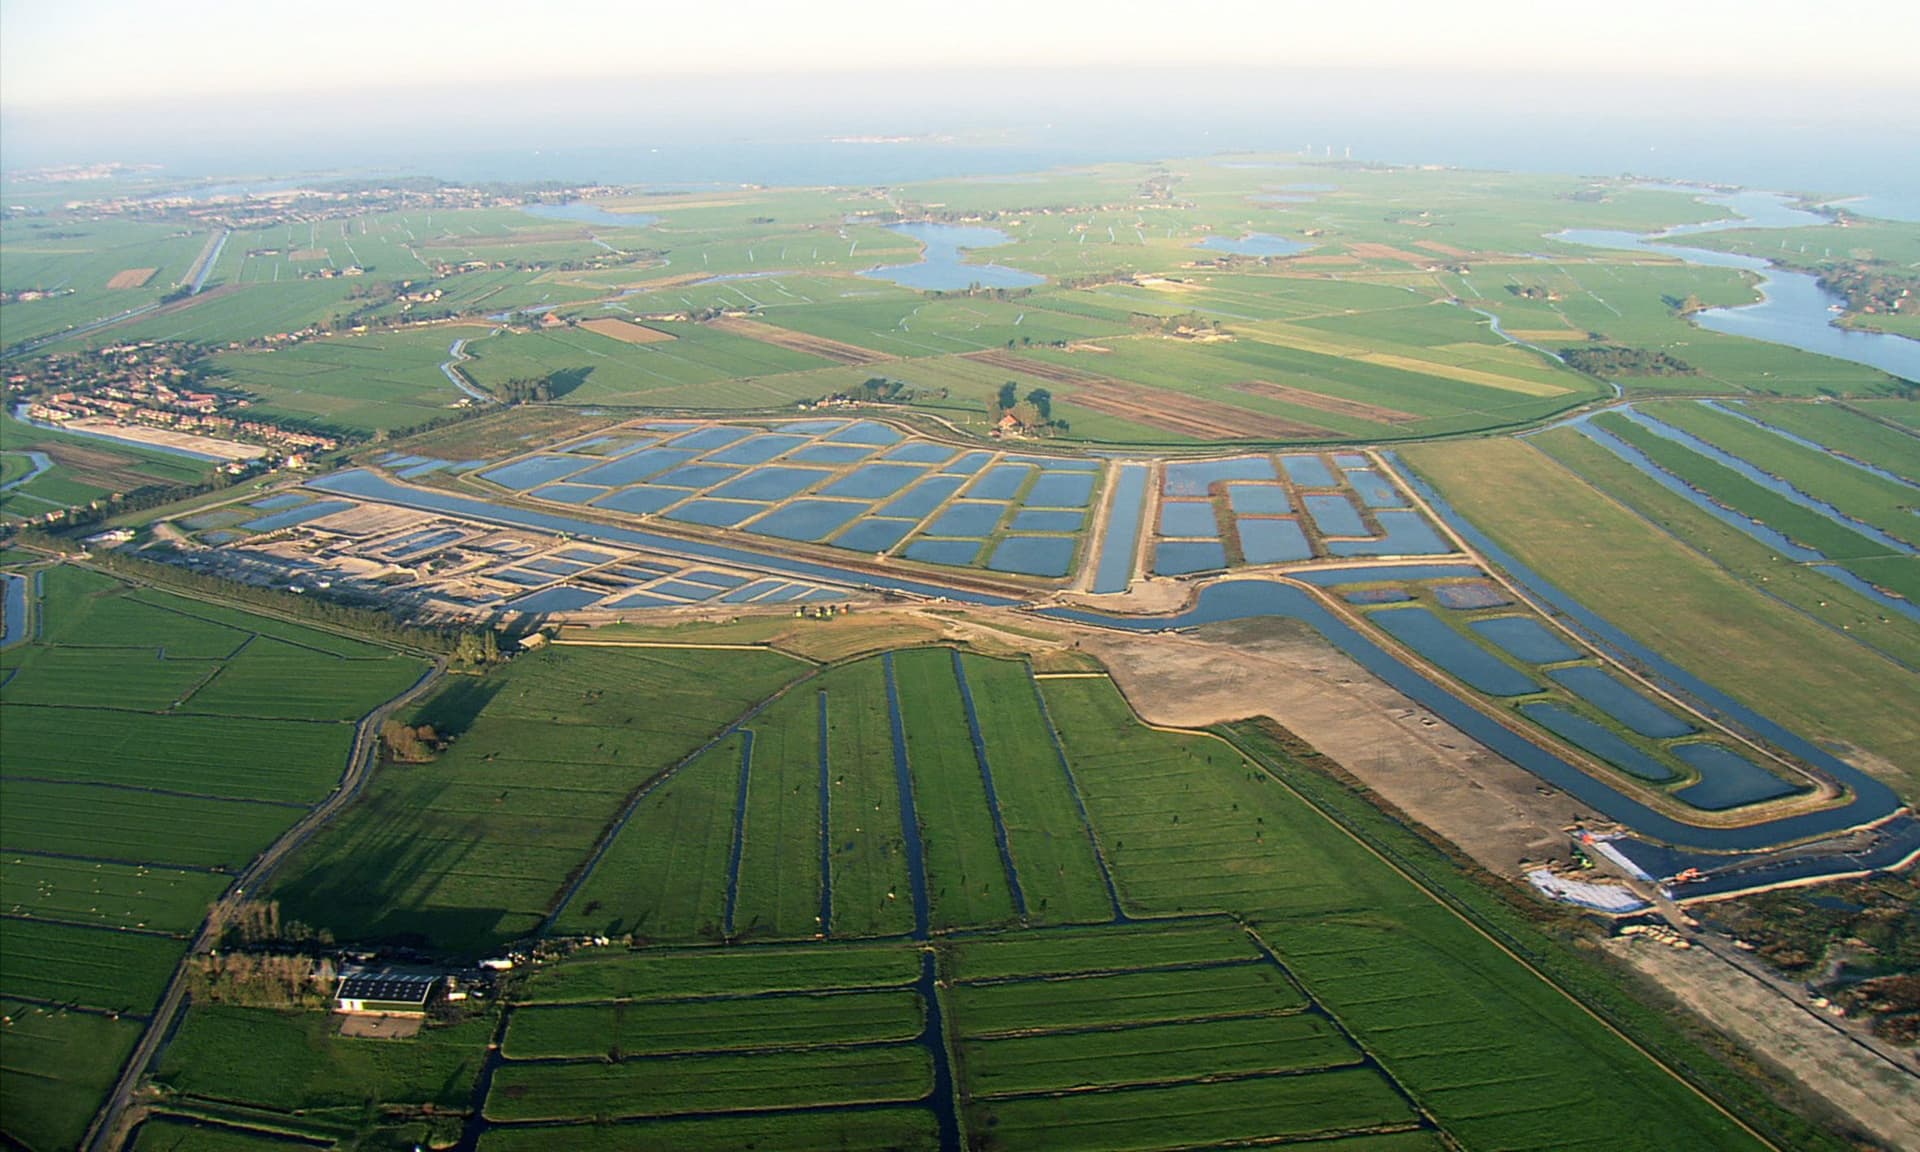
[
  {"x1": 527, "y1": 484, "x2": 606, "y2": 506},
  {"x1": 1369, "y1": 607, "x2": 1540, "y2": 696},
  {"x1": 1347, "y1": 469, "x2": 1409, "y2": 508},
  {"x1": 1006, "y1": 454, "x2": 1102, "y2": 472},
  {"x1": 834, "y1": 518, "x2": 918, "y2": 553},
  {"x1": 989, "y1": 536, "x2": 1077, "y2": 577},
  {"x1": 942, "y1": 451, "x2": 995, "y2": 475},
  {"x1": 1520, "y1": 703, "x2": 1677, "y2": 782},
  {"x1": 707, "y1": 466, "x2": 829, "y2": 503},
  {"x1": 651, "y1": 463, "x2": 745, "y2": 490},
  {"x1": 250, "y1": 492, "x2": 309, "y2": 511},
  {"x1": 748, "y1": 499, "x2": 867, "y2": 541},
  {"x1": 1154, "y1": 540, "x2": 1228, "y2": 575},
  {"x1": 240, "y1": 500, "x2": 355, "y2": 531},
  {"x1": 860, "y1": 222, "x2": 1046, "y2": 291},
  {"x1": 1327, "y1": 510, "x2": 1450, "y2": 556},
  {"x1": 663, "y1": 499, "x2": 768, "y2": 528},
  {"x1": 967, "y1": 465, "x2": 1032, "y2": 501},
  {"x1": 1025, "y1": 472, "x2": 1096, "y2": 508},
  {"x1": 1432, "y1": 581, "x2": 1511, "y2": 610},
  {"x1": 507, "y1": 586, "x2": 604, "y2": 614},
  {"x1": 1672, "y1": 744, "x2": 1801, "y2": 809},
  {"x1": 788, "y1": 443, "x2": 876, "y2": 465},
  {"x1": 1237, "y1": 518, "x2": 1313, "y2": 564},
  {"x1": 927, "y1": 502, "x2": 1007, "y2": 537},
  {"x1": 906, "y1": 539, "x2": 984, "y2": 566},
  {"x1": 605, "y1": 590, "x2": 686, "y2": 610},
  {"x1": 1011, "y1": 509, "x2": 1083, "y2": 533},
  {"x1": 1345, "y1": 588, "x2": 1413, "y2": 604},
  {"x1": 1093, "y1": 463, "x2": 1149, "y2": 595},
  {"x1": 570, "y1": 447, "x2": 701, "y2": 487},
  {"x1": 775, "y1": 419, "x2": 849, "y2": 435},
  {"x1": 651, "y1": 579, "x2": 728, "y2": 601},
  {"x1": 1228, "y1": 485, "x2": 1292, "y2": 515},
  {"x1": 883, "y1": 441, "x2": 959, "y2": 465},
  {"x1": 1195, "y1": 232, "x2": 1312, "y2": 257},
  {"x1": 1302, "y1": 494, "x2": 1366, "y2": 537},
  {"x1": 678, "y1": 570, "x2": 751, "y2": 589},
  {"x1": 878, "y1": 475, "x2": 967, "y2": 519},
  {"x1": 665, "y1": 425, "x2": 757, "y2": 452},
  {"x1": 706, "y1": 434, "x2": 809, "y2": 465},
  {"x1": 480, "y1": 454, "x2": 592, "y2": 490},
  {"x1": 592, "y1": 487, "x2": 684, "y2": 515},
  {"x1": 820, "y1": 462, "x2": 929, "y2": 500},
  {"x1": 1165, "y1": 457, "x2": 1275, "y2": 497},
  {"x1": 1470, "y1": 616, "x2": 1582, "y2": 664},
  {"x1": 1548, "y1": 667, "x2": 1696, "y2": 739},
  {"x1": 1281, "y1": 455, "x2": 1339, "y2": 488},
  {"x1": 721, "y1": 579, "x2": 787, "y2": 603},
  {"x1": 522, "y1": 557, "x2": 592, "y2": 577},
  {"x1": 825, "y1": 420, "x2": 905, "y2": 446},
  {"x1": 1159, "y1": 501, "x2": 1219, "y2": 538}
]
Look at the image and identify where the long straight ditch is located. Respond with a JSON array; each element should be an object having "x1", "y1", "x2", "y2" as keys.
[
  {"x1": 882, "y1": 653, "x2": 931, "y2": 942},
  {"x1": 1024, "y1": 666, "x2": 1125, "y2": 922},
  {"x1": 948, "y1": 651, "x2": 1026, "y2": 918},
  {"x1": 722, "y1": 730, "x2": 756, "y2": 938},
  {"x1": 816, "y1": 690, "x2": 833, "y2": 936}
]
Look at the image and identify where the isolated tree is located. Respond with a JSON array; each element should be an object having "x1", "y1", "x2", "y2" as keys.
[
  {"x1": 1025, "y1": 388, "x2": 1052, "y2": 421},
  {"x1": 997, "y1": 380, "x2": 1019, "y2": 409}
]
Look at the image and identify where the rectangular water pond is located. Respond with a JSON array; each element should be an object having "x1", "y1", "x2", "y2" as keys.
[
  {"x1": 1345, "y1": 588, "x2": 1413, "y2": 604},
  {"x1": 650, "y1": 579, "x2": 730, "y2": 601},
  {"x1": 788, "y1": 443, "x2": 876, "y2": 464},
  {"x1": 1164, "y1": 457, "x2": 1275, "y2": 497},
  {"x1": 522, "y1": 557, "x2": 592, "y2": 577},
  {"x1": 1228, "y1": 485, "x2": 1292, "y2": 515},
  {"x1": 967, "y1": 464, "x2": 1032, "y2": 501},
  {"x1": 820, "y1": 462, "x2": 929, "y2": 500},
  {"x1": 1281, "y1": 455, "x2": 1339, "y2": 488},
  {"x1": 882, "y1": 441, "x2": 959, "y2": 465},
  {"x1": 240, "y1": 501, "x2": 355, "y2": 532},
  {"x1": 507, "y1": 586, "x2": 604, "y2": 614},
  {"x1": 250, "y1": 492, "x2": 309, "y2": 511},
  {"x1": 747, "y1": 500, "x2": 866, "y2": 541},
  {"x1": 1005, "y1": 454, "x2": 1101, "y2": 472},
  {"x1": 878, "y1": 475, "x2": 966, "y2": 519},
  {"x1": 604, "y1": 591, "x2": 686, "y2": 610},
  {"x1": 1238, "y1": 518, "x2": 1313, "y2": 564},
  {"x1": 707, "y1": 466, "x2": 830, "y2": 503},
  {"x1": 569, "y1": 447, "x2": 701, "y2": 487},
  {"x1": 1469, "y1": 617, "x2": 1583, "y2": 664},
  {"x1": 480, "y1": 454, "x2": 592, "y2": 490},
  {"x1": 1520, "y1": 702, "x2": 1676, "y2": 782},
  {"x1": 663, "y1": 499, "x2": 768, "y2": 528},
  {"x1": 1011, "y1": 509, "x2": 1083, "y2": 533},
  {"x1": 705, "y1": 433, "x2": 809, "y2": 465},
  {"x1": 592, "y1": 486, "x2": 686, "y2": 516},
  {"x1": 1093, "y1": 463, "x2": 1149, "y2": 595},
  {"x1": 1328, "y1": 510, "x2": 1450, "y2": 556},
  {"x1": 1158, "y1": 501, "x2": 1219, "y2": 538},
  {"x1": 1369, "y1": 607, "x2": 1540, "y2": 696},
  {"x1": 1153, "y1": 540, "x2": 1228, "y2": 576},
  {"x1": 1025, "y1": 472, "x2": 1097, "y2": 508},
  {"x1": 941, "y1": 451, "x2": 995, "y2": 475},
  {"x1": 906, "y1": 539, "x2": 984, "y2": 566},
  {"x1": 1548, "y1": 666, "x2": 1696, "y2": 739},
  {"x1": 989, "y1": 536, "x2": 1077, "y2": 577},
  {"x1": 926, "y1": 501, "x2": 1007, "y2": 537},
  {"x1": 1433, "y1": 581, "x2": 1511, "y2": 610},
  {"x1": 824, "y1": 420, "x2": 904, "y2": 446},
  {"x1": 720, "y1": 579, "x2": 789, "y2": 603},
  {"x1": 664, "y1": 425, "x2": 756, "y2": 452},
  {"x1": 530, "y1": 483, "x2": 609, "y2": 505},
  {"x1": 1347, "y1": 469, "x2": 1409, "y2": 508},
  {"x1": 676, "y1": 569, "x2": 752, "y2": 589},
  {"x1": 774, "y1": 419, "x2": 848, "y2": 434},
  {"x1": 834, "y1": 518, "x2": 918, "y2": 553},
  {"x1": 652, "y1": 463, "x2": 744, "y2": 489},
  {"x1": 1302, "y1": 494, "x2": 1367, "y2": 537},
  {"x1": 1672, "y1": 744, "x2": 1801, "y2": 809}
]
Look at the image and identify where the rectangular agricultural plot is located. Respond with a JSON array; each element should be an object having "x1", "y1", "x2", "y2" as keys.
[{"x1": 503, "y1": 988, "x2": 925, "y2": 1059}]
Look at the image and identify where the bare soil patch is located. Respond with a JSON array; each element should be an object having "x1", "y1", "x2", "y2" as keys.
[
  {"x1": 106, "y1": 267, "x2": 156, "y2": 290},
  {"x1": 337, "y1": 1013, "x2": 423, "y2": 1039},
  {"x1": 580, "y1": 318, "x2": 676, "y2": 344},
  {"x1": 1077, "y1": 614, "x2": 1596, "y2": 872},
  {"x1": 1229, "y1": 379, "x2": 1420, "y2": 426},
  {"x1": 708, "y1": 317, "x2": 894, "y2": 365},
  {"x1": 1288, "y1": 254, "x2": 1363, "y2": 267},
  {"x1": 1349, "y1": 242, "x2": 1436, "y2": 265},
  {"x1": 1414, "y1": 240, "x2": 1472, "y2": 258}
]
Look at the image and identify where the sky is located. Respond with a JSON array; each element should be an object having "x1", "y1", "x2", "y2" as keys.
[
  {"x1": 2, "y1": 0, "x2": 1916, "y2": 191},
  {"x1": 6, "y1": 0, "x2": 1918, "y2": 107}
]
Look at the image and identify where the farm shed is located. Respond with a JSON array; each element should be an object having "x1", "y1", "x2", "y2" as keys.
[{"x1": 334, "y1": 970, "x2": 440, "y2": 1016}]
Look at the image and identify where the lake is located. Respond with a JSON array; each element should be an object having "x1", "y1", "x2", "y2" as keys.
[
  {"x1": 858, "y1": 223, "x2": 1045, "y2": 291},
  {"x1": 520, "y1": 201, "x2": 658, "y2": 228},
  {"x1": 1195, "y1": 232, "x2": 1311, "y2": 257}
]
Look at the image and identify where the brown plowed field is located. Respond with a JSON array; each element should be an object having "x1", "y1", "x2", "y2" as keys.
[
  {"x1": 1229, "y1": 379, "x2": 1420, "y2": 426},
  {"x1": 1415, "y1": 240, "x2": 1472, "y2": 258},
  {"x1": 581, "y1": 318, "x2": 677, "y2": 344},
  {"x1": 106, "y1": 267, "x2": 156, "y2": 289},
  {"x1": 1349, "y1": 242, "x2": 1436, "y2": 265},
  {"x1": 962, "y1": 351, "x2": 1335, "y2": 439},
  {"x1": 708, "y1": 318, "x2": 893, "y2": 365}
]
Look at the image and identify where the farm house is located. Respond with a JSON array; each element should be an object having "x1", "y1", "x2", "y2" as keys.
[{"x1": 333, "y1": 970, "x2": 440, "y2": 1016}]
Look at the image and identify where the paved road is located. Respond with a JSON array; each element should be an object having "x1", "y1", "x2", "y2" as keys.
[{"x1": 83, "y1": 658, "x2": 448, "y2": 1152}]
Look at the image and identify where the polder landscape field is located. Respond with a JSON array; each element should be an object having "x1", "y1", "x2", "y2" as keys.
[{"x1": 2, "y1": 152, "x2": 1917, "y2": 1152}]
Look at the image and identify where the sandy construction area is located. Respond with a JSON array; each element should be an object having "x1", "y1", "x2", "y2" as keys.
[
  {"x1": 581, "y1": 317, "x2": 676, "y2": 344},
  {"x1": 66, "y1": 418, "x2": 266, "y2": 461}
]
